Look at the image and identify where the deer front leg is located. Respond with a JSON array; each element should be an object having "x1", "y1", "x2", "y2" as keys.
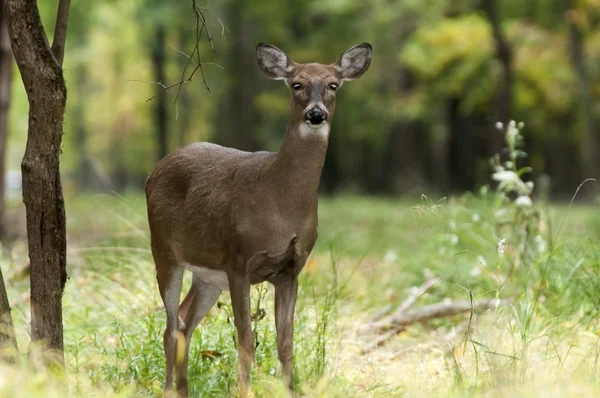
[
  {"x1": 229, "y1": 274, "x2": 254, "y2": 398},
  {"x1": 275, "y1": 277, "x2": 298, "y2": 395}
]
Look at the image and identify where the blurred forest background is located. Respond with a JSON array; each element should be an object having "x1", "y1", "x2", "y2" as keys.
[{"x1": 4, "y1": 0, "x2": 600, "y2": 199}]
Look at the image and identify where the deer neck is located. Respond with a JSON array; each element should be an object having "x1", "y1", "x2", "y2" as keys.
[{"x1": 270, "y1": 119, "x2": 329, "y2": 202}]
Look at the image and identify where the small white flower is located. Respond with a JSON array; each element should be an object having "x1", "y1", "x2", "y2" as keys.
[
  {"x1": 449, "y1": 234, "x2": 459, "y2": 246},
  {"x1": 495, "y1": 122, "x2": 504, "y2": 130},
  {"x1": 492, "y1": 170, "x2": 519, "y2": 183},
  {"x1": 535, "y1": 235, "x2": 547, "y2": 253},
  {"x1": 509, "y1": 120, "x2": 516, "y2": 128},
  {"x1": 384, "y1": 250, "x2": 397, "y2": 263},
  {"x1": 497, "y1": 238, "x2": 507, "y2": 256},
  {"x1": 471, "y1": 213, "x2": 481, "y2": 222},
  {"x1": 525, "y1": 181, "x2": 534, "y2": 191},
  {"x1": 476, "y1": 255, "x2": 487, "y2": 267},
  {"x1": 470, "y1": 267, "x2": 481, "y2": 277},
  {"x1": 518, "y1": 121, "x2": 525, "y2": 129},
  {"x1": 507, "y1": 125, "x2": 519, "y2": 142},
  {"x1": 515, "y1": 195, "x2": 532, "y2": 208}
]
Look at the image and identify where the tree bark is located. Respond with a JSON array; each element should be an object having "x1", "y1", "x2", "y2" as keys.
[
  {"x1": 5, "y1": 0, "x2": 70, "y2": 364},
  {"x1": 0, "y1": 0, "x2": 12, "y2": 241},
  {"x1": 483, "y1": 0, "x2": 513, "y2": 157},
  {"x1": 0, "y1": 0, "x2": 19, "y2": 363},
  {"x1": 151, "y1": 24, "x2": 168, "y2": 162},
  {"x1": 567, "y1": 2, "x2": 599, "y2": 192}
]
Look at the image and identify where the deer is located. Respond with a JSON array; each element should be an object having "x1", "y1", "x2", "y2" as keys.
[{"x1": 145, "y1": 42, "x2": 372, "y2": 397}]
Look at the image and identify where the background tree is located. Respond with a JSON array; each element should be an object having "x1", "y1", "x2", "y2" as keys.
[
  {"x1": 3, "y1": 0, "x2": 599, "y2": 202},
  {"x1": 567, "y1": 0, "x2": 599, "y2": 195},
  {"x1": 4, "y1": 0, "x2": 70, "y2": 364},
  {"x1": 0, "y1": 0, "x2": 18, "y2": 364},
  {"x1": 0, "y1": 0, "x2": 11, "y2": 239}
]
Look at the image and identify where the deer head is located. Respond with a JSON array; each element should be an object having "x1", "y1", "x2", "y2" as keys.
[{"x1": 256, "y1": 42, "x2": 372, "y2": 137}]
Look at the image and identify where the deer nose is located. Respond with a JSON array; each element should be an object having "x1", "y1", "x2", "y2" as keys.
[{"x1": 305, "y1": 107, "x2": 327, "y2": 125}]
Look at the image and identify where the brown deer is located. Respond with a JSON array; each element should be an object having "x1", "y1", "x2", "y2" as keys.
[{"x1": 145, "y1": 42, "x2": 372, "y2": 397}]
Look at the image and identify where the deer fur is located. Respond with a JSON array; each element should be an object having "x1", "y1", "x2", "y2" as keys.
[{"x1": 145, "y1": 42, "x2": 372, "y2": 398}]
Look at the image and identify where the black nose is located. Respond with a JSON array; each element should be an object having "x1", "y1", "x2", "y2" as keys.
[{"x1": 306, "y1": 108, "x2": 327, "y2": 125}]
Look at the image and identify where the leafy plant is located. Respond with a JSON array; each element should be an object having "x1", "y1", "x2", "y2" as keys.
[{"x1": 490, "y1": 121, "x2": 550, "y2": 274}]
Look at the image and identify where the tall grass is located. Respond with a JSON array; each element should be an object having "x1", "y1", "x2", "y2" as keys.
[{"x1": 1, "y1": 156, "x2": 600, "y2": 396}]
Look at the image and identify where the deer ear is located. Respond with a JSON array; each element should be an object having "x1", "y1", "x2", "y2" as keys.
[
  {"x1": 334, "y1": 43, "x2": 372, "y2": 81},
  {"x1": 256, "y1": 43, "x2": 295, "y2": 80}
]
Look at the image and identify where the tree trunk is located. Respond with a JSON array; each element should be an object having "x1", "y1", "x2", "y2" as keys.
[
  {"x1": 5, "y1": 0, "x2": 70, "y2": 364},
  {"x1": 567, "y1": 2, "x2": 599, "y2": 193},
  {"x1": 483, "y1": 0, "x2": 513, "y2": 157},
  {"x1": 0, "y1": 0, "x2": 19, "y2": 363},
  {"x1": 151, "y1": 24, "x2": 168, "y2": 163},
  {"x1": 216, "y1": 1, "x2": 259, "y2": 151},
  {"x1": 0, "y1": 0, "x2": 12, "y2": 241},
  {"x1": 73, "y1": 65, "x2": 91, "y2": 190}
]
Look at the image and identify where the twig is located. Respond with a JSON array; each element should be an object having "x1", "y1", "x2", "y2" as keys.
[
  {"x1": 197, "y1": 7, "x2": 229, "y2": 36},
  {"x1": 364, "y1": 272, "x2": 439, "y2": 329},
  {"x1": 360, "y1": 299, "x2": 502, "y2": 336},
  {"x1": 368, "y1": 304, "x2": 393, "y2": 323},
  {"x1": 360, "y1": 325, "x2": 407, "y2": 355},
  {"x1": 131, "y1": 0, "x2": 227, "y2": 104},
  {"x1": 359, "y1": 300, "x2": 501, "y2": 355},
  {"x1": 392, "y1": 276, "x2": 439, "y2": 316}
]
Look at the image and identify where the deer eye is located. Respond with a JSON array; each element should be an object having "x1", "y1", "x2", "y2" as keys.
[
  {"x1": 329, "y1": 83, "x2": 338, "y2": 91},
  {"x1": 292, "y1": 83, "x2": 302, "y2": 90}
]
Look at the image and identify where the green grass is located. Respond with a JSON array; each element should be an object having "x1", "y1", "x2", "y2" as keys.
[{"x1": 2, "y1": 193, "x2": 600, "y2": 397}]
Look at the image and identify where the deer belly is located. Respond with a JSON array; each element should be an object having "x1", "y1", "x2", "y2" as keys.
[{"x1": 184, "y1": 263, "x2": 230, "y2": 291}]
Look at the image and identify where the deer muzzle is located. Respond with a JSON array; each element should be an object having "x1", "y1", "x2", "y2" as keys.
[{"x1": 304, "y1": 106, "x2": 328, "y2": 126}]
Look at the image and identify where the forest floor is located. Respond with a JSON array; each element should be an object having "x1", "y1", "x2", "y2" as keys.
[{"x1": 2, "y1": 193, "x2": 600, "y2": 397}]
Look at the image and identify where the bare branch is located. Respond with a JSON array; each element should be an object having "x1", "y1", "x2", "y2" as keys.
[
  {"x1": 197, "y1": 7, "x2": 229, "y2": 36},
  {"x1": 360, "y1": 298, "x2": 501, "y2": 336},
  {"x1": 134, "y1": 0, "x2": 226, "y2": 104},
  {"x1": 51, "y1": 0, "x2": 71, "y2": 66},
  {"x1": 359, "y1": 299, "x2": 501, "y2": 355},
  {"x1": 368, "y1": 269, "x2": 438, "y2": 323}
]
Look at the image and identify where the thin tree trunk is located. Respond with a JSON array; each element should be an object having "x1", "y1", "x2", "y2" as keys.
[
  {"x1": 73, "y1": 65, "x2": 91, "y2": 190},
  {"x1": 177, "y1": 26, "x2": 191, "y2": 148},
  {"x1": 0, "y1": 0, "x2": 18, "y2": 363},
  {"x1": 5, "y1": 0, "x2": 70, "y2": 365},
  {"x1": 483, "y1": 0, "x2": 513, "y2": 157},
  {"x1": 216, "y1": 1, "x2": 259, "y2": 151},
  {"x1": 151, "y1": 24, "x2": 168, "y2": 162},
  {"x1": 567, "y1": 1, "x2": 599, "y2": 191},
  {"x1": 0, "y1": 0, "x2": 12, "y2": 240}
]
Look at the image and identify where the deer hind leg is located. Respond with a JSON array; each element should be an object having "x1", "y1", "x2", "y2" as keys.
[
  {"x1": 174, "y1": 275, "x2": 221, "y2": 398},
  {"x1": 229, "y1": 275, "x2": 253, "y2": 398},
  {"x1": 156, "y1": 263, "x2": 185, "y2": 398}
]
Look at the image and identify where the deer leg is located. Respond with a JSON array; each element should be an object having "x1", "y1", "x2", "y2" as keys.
[
  {"x1": 157, "y1": 264, "x2": 184, "y2": 398},
  {"x1": 229, "y1": 275, "x2": 253, "y2": 398},
  {"x1": 275, "y1": 277, "x2": 298, "y2": 395},
  {"x1": 175, "y1": 276, "x2": 221, "y2": 398}
]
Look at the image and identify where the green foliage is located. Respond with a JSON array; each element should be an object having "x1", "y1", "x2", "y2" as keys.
[
  {"x1": 7, "y1": 0, "x2": 600, "y2": 194},
  {"x1": 3, "y1": 190, "x2": 600, "y2": 396}
]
